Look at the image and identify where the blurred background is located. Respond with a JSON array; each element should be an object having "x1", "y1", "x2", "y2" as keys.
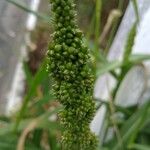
[{"x1": 0, "y1": 0, "x2": 150, "y2": 150}]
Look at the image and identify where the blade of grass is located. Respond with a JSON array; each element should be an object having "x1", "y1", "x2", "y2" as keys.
[
  {"x1": 132, "y1": 0, "x2": 140, "y2": 23},
  {"x1": 17, "y1": 106, "x2": 62, "y2": 150},
  {"x1": 112, "y1": 23, "x2": 137, "y2": 97},
  {"x1": 127, "y1": 104, "x2": 149, "y2": 145},
  {"x1": 0, "y1": 133, "x2": 42, "y2": 150},
  {"x1": 120, "y1": 102, "x2": 150, "y2": 135},
  {"x1": 129, "y1": 54, "x2": 150, "y2": 62},
  {"x1": 104, "y1": 0, "x2": 125, "y2": 53},
  {"x1": 99, "y1": 9, "x2": 122, "y2": 47},
  {"x1": 14, "y1": 60, "x2": 48, "y2": 132},
  {"x1": 96, "y1": 60, "x2": 120, "y2": 77},
  {"x1": 5, "y1": 0, "x2": 50, "y2": 23},
  {"x1": 0, "y1": 140, "x2": 41, "y2": 150},
  {"x1": 128, "y1": 144, "x2": 150, "y2": 150},
  {"x1": 94, "y1": 0, "x2": 103, "y2": 63},
  {"x1": 112, "y1": 101, "x2": 150, "y2": 150},
  {"x1": 0, "y1": 107, "x2": 62, "y2": 136},
  {"x1": 95, "y1": 0, "x2": 102, "y2": 46},
  {"x1": 96, "y1": 99, "x2": 131, "y2": 115},
  {"x1": 86, "y1": 12, "x2": 95, "y2": 41},
  {"x1": 23, "y1": 62, "x2": 33, "y2": 86},
  {"x1": 96, "y1": 54, "x2": 150, "y2": 77},
  {"x1": 28, "y1": 93, "x2": 55, "y2": 110},
  {"x1": 122, "y1": 23, "x2": 137, "y2": 63}
]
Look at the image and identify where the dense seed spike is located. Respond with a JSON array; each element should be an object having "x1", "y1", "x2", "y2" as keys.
[{"x1": 47, "y1": 0, "x2": 98, "y2": 149}]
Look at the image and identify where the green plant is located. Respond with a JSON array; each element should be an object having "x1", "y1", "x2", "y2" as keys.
[
  {"x1": 0, "y1": 0, "x2": 150, "y2": 150},
  {"x1": 47, "y1": 0, "x2": 97, "y2": 149}
]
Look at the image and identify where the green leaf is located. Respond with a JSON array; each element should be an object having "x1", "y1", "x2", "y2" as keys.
[
  {"x1": 129, "y1": 54, "x2": 150, "y2": 63},
  {"x1": 123, "y1": 23, "x2": 137, "y2": 63},
  {"x1": 96, "y1": 54, "x2": 150, "y2": 77},
  {"x1": 5, "y1": 0, "x2": 50, "y2": 23},
  {"x1": 23, "y1": 62, "x2": 33, "y2": 86},
  {"x1": 94, "y1": 0, "x2": 102, "y2": 50},
  {"x1": 96, "y1": 99, "x2": 131, "y2": 115},
  {"x1": 131, "y1": 0, "x2": 140, "y2": 23},
  {"x1": 112, "y1": 101, "x2": 150, "y2": 150},
  {"x1": 0, "y1": 107, "x2": 62, "y2": 136},
  {"x1": 128, "y1": 144, "x2": 150, "y2": 150},
  {"x1": 14, "y1": 60, "x2": 49, "y2": 131},
  {"x1": 96, "y1": 60, "x2": 120, "y2": 76},
  {"x1": 0, "y1": 116, "x2": 10, "y2": 122},
  {"x1": 0, "y1": 134, "x2": 42, "y2": 150},
  {"x1": 28, "y1": 93, "x2": 55, "y2": 110}
]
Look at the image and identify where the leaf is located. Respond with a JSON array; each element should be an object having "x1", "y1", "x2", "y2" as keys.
[
  {"x1": 96, "y1": 99, "x2": 131, "y2": 115},
  {"x1": 28, "y1": 93, "x2": 55, "y2": 110},
  {"x1": 14, "y1": 60, "x2": 48, "y2": 131},
  {"x1": 0, "y1": 116, "x2": 10, "y2": 122},
  {"x1": 0, "y1": 107, "x2": 62, "y2": 136},
  {"x1": 95, "y1": 0, "x2": 102, "y2": 48},
  {"x1": 96, "y1": 60, "x2": 120, "y2": 76},
  {"x1": 131, "y1": 0, "x2": 140, "y2": 23},
  {"x1": 0, "y1": 134, "x2": 42, "y2": 150},
  {"x1": 5, "y1": 0, "x2": 50, "y2": 23},
  {"x1": 128, "y1": 144, "x2": 150, "y2": 150},
  {"x1": 96, "y1": 54, "x2": 150, "y2": 77},
  {"x1": 123, "y1": 23, "x2": 137, "y2": 63},
  {"x1": 112, "y1": 101, "x2": 150, "y2": 150},
  {"x1": 23, "y1": 62, "x2": 33, "y2": 86},
  {"x1": 129, "y1": 54, "x2": 150, "y2": 63},
  {"x1": 17, "y1": 107, "x2": 62, "y2": 150}
]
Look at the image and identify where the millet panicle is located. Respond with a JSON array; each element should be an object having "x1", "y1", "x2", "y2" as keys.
[{"x1": 47, "y1": 0, "x2": 97, "y2": 149}]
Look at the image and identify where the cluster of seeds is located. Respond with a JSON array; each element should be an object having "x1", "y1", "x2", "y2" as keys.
[{"x1": 47, "y1": 0, "x2": 97, "y2": 149}]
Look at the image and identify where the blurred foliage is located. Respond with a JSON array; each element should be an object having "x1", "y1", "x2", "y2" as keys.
[{"x1": 0, "y1": 0, "x2": 150, "y2": 149}]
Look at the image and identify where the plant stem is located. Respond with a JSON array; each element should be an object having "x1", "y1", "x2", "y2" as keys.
[
  {"x1": 132, "y1": 0, "x2": 140, "y2": 23},
  {"x1": 105, "y1": 0, "x2": 124, "y2": 54},
  {"x1": 95, "y1": 0, "x2": 102, "y2": 47},
  {"x1": 94, "y1": 0, "x2": 102, "y2": 62}
]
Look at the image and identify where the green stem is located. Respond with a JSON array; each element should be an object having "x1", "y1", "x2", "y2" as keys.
[
  {"x1": 132, "y1": 0, "x2": 140, "y2": 23},
  {"x1": 95, "y1": 0, "x2": 102, "y2": 46},
  {"x1": 94, "y1": 0, "x2": 102, "y2": 62},
  {"x1": 105, "y1": 0, "x2": 124, "y2": 54}
]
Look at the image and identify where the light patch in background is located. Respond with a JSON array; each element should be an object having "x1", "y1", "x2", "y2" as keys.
[
  {"x1": 91, "y1": 74, "x2": 116, "y2": 135},
  {"x1": 6, "y1": 58, "x2": 25, "y2": 115},
  {"x1": 115, "y1": 65, "x2": 146, "y2": 107},
  {"x1": 6, "y1": 0, "x2": 40, "y2": 115},
  {"x1": 94, "y1": 73, "x2": 116, "y2": 100},
  {"x1": 133, "y1": 7, "x2": 150, "y2": 55},
  {"x1": 90, "y1": 105, "x2": 106, "y2": 136},
  {"x1": 26, "y1": 0, "x2": 40, "y2": 31}
]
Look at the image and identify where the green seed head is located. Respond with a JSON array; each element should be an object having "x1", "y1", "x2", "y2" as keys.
[{"x1": 47, "y1": 0, "x2": 97, "y2": 149}]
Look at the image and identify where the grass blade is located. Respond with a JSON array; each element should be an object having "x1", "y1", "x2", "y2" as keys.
[
  {"x1": 132, "y1": 0, "x2": 140, "y2": 23},
  {"x1": 5, "y1": 0, "x2": 50, "y2": 23},
  {"x1": 112, "y1": 101, "x2": 150, "y2": 150},
  {"x1": 128, "y1": 144, "x2": 150, "y2": 150},
  {"x1": 96, "y1": 54, "x2": 150, "y2": 77},
  {"x1": 14, "y1": 60, "x2": 48, "y2": 131},
  {"x1": 123, "y1": 23, "x2": 137, "y2": 63}
]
